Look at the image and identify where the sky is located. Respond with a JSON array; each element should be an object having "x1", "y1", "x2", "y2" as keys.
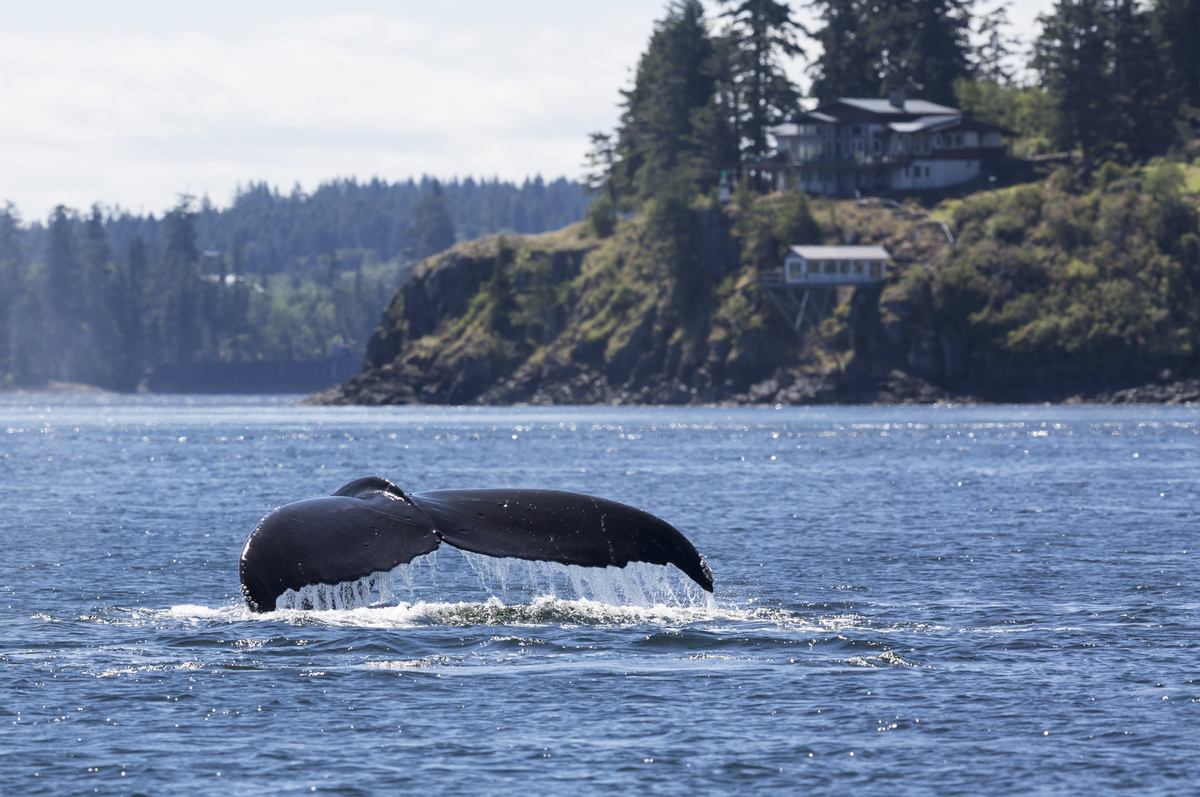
[{"x1": 0, "y1": 0, "x2": 1054, "y2": 222}]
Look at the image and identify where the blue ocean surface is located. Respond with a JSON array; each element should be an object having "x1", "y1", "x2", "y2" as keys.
[{"x1": 1, "y1": 396, "x2": 1197, "y2": 795}]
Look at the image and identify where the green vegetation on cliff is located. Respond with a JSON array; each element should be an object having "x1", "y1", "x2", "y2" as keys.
[
  {"x1": 869, "y1": 161, "x2": 1200, "y2": 396},
  {"x1": 320, "y1": 158, "x2": 1200, "y2": 405},
  {"x1": 315, "y1": 190, "x2": 833, "y2": 405}
]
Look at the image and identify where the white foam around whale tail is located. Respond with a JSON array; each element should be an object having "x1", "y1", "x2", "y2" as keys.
[
  {"x1": 272, "y1": 549, "x2": 716, "y2": 613},
  {"x1": 457, "y1": 550, "x2": 716, "y2": 610}
]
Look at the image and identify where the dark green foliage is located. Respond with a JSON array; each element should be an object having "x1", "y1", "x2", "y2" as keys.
[
  {"x1": 718, "y1": 0, "x2": 803, "y2": 180},
  {"x1": 896, "y1": 171, "x2": 1200, "y2": 385},
  {"x1": 615, "y1": 0, "x2": 723, "y2": 199},
  {"x1": 734, "y1": 189, "x2": 821, "y2": 269},
  {"x1": 583, "y1": 133, "x2": 619, "y2": 237},
  {"x1": 41, "y1": 207, "x2": 92, "y2": 383},
  {"x1": 644, "y1": 174, "x2": 702, "y2": 291},
  {"x1": 1154, "y1": 0, "x2": 1200, "y2": 114},
  {"x1": 0, "y1": 205, "x2": 22, "y2": 385},
  {"x1": 1033, "y1": 0, "x2": 1176, "y2": 168},
  {"x1": 28, "y1": 176, "x2": 588, "y2": 283},
  {"x1": 809, "y1": 0, "x2": 975, "y2": 105},
  {"x1": 406, "y1": 180, "x2": 456, "y2": 261},
  {"x1": 0, "y1": 173, "x2": 589, "y2": 389},
  {"x1": 954, "y1": 78, "x2": 1055, "y2": 152},
  {"x1": 586, "y1": 193, "x2": 617, "y2": 238}
]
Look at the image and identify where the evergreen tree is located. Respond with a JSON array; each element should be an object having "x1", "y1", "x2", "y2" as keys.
[
  {"x1": 808, "y1": 0, "x2": 881, "y2": 102},
  {"x1": 718, "y1": 0, "x2": 803, "y2": 182},
  {"x1": 1033, "y1": 0, "x2": 1174, "y2": 168},
  {"x1": 42, "y1": 206, "x2": 93, "y2": 382},
  {"x1": 974, "y1": 3, "x2": 1019, "y2": 85},
  {"x1": 809, "y1": 0, "x2": 975, "y2": 105},
  {"x1": 155, "y1": 200, "x2": 201, "y2": 363},
  {"x1": 615, "y1": 0, "x2": 722, "y2": 199},
  {"x1": 582, "y1": 133, "x2": 619, "y2": 236},
  {"x1": 115, "y1": 236, "x2": 148, "y2": 387},
  {"x1": 1107, "y1": 0, "x2": 1173, "y2": 159},
  {"x1": 1032, "y1": 0, "x2": 1112, "y2": 171},
  {"x1": 83, "y1": 204, "x2": 124, "y2": 386},
  {"x1": 1153, "y1": 0, "x2": 1200, "y2": 116},
  {"x1": 0, "y1": 204, "x2": 23, "y2": 384},
  {"x1": 406, "y1": 180, "x2": 456, "y2": 260}
]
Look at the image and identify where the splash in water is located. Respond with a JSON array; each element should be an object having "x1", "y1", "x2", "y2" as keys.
[{"x1": 273, "y1": 549, "x2": 716, "y2": 613}]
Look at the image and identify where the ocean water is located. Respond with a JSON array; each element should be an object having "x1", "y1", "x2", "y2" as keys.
[{"x1": 1, "y1": 396, "x2": 1198, "y2": 795}]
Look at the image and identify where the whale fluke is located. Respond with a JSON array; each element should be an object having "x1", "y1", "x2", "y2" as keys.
[{"x1": 239, "y1": 477, "x2": 713, "y2": 613}]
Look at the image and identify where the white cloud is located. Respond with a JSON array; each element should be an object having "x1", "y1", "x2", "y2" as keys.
[{"x1": 0, "y1": 5, "x2": 656, "y2": 220}]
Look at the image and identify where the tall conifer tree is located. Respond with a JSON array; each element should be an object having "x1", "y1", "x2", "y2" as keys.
[
  {"x1": 406, "y1": 180, "x2": 456, "y2": 260},
  {"x1": 718, "y1": 0, "x2": 804, "y2": 184},
  {"x1": 615, "y1": 0, "x2": 721, "y2": 198},
  {"x1": 809, "y1": 0, "x2": 974, "y2": 105},
  {"x1": 0, "y1": 204, "x2": 23, "y2": 384}
]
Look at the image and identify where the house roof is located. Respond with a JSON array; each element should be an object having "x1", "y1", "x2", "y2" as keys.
[
  {"x1": 788, "y1": 245, "x2": 891, "y2": 260},
  {"x1": 888, "y1": 114, "x2": 961, "y2": 133},
  {"x1": 836, "y1": 98, "x2": 959, "y2": 116}
]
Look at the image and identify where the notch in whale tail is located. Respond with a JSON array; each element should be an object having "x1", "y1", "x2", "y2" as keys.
[{"x1": 239, "y1": 477, "x2": 713, "y2": 613}]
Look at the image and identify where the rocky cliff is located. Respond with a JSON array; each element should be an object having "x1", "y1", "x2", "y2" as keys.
[{"x1": 310, "y1": 169, "x2": 1200, "y2": 406}]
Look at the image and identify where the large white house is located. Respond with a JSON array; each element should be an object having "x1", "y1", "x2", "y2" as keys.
[{"x1": 767, "y1": 90, "x2": 1008, "y2": 196}]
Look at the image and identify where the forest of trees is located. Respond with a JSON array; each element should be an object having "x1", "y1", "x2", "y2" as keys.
[{"x1": 0, "y1": 177, "x2": 588, "y2": 389}]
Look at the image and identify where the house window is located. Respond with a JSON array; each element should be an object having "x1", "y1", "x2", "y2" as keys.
[
  {"x1": 839, "y1": 261, "x2": 849, "y2": 274},
  {"x1": 852, "y1": 126, "x2": 861, "y2": 135},
  {"x1": 904, "y1": 167, "x2": 910, "y2": 177},
  {"x1": 935, "y1": 134, "x2": 943, "y2": 147},
  {"x1": 869, "y1": 262, "x2": 882, "y2": 279},
  {"x1": 853, "y1": 261, "x2": 864, "y2": 274},
  {"x1": 807, "y1": 260, "x2": 820, "y2": 275},
  {"x1": 823, "y1": 260, "x2": 837, "y2": 274},
  {"x1": 955, "y1": 134, "x2": 963, "y2": 146},
  {"x1": 925, "y1": 166, "x2": 931, "y2": 177}
]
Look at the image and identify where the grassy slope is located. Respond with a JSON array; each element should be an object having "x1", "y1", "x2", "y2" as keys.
[{"x1": 867, "y1": 161, "x2": 1200, "y2": 395}]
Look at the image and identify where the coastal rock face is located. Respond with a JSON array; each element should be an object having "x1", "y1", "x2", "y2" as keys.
[
  {"x1": 311, "y1": 181, "x2": 1200, "y2": 407},
  {"x1": 310, "y1": 207, "x2": 876, "y2": 407},
  {"x1": 1094, "y1": 377, "x2": 1200, "y2": 405}
]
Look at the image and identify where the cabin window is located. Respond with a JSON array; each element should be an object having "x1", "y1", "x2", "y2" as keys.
[
  {"x1": 935, "y1": 134, "x2": 943, "y2": 147},
  {"x1": 839, "y1": 261, "x2": 849, "y2": 274},
  {"x1": 807, "y1": 260, "x2": 820, "y2": 275},
  {"x1": 925, "y1": 166, "x2": 931, "y2": 177},
  {"x1": 823, "y1": 260, "x2": 836, "y2": 274},
  {"x1": 853, "y1": 261, "x2": 864, "y2": 275},
  {"x1": 869, "y1": 261, "x2": 882, "y2": 279},
  {"x1": 955, "y1": 134, "x2": 963, "y2": 146}
]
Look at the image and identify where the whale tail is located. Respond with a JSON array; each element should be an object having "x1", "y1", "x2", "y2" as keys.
[{"x1": 239, "y1": 477, "x2": 713, "y2": 613}]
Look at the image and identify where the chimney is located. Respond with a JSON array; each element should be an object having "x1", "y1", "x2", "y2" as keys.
[{"x1": 888, "y1": 88, "x2": 906, "y2": 109}]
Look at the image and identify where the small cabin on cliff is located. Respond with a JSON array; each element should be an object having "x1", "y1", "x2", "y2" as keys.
[{"x1": 783, "y1": 245, "x2": 890, "y2": 285}]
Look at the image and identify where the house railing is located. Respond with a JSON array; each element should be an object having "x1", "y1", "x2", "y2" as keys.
[{"x1": 758, "y1": 268, "x2": 786, "y2": 286}]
